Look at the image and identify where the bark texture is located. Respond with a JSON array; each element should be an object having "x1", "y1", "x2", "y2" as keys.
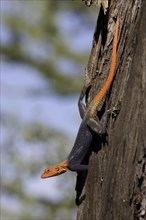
[{"x1": 77, "y1": 0, "x2": 145, "y2": 219}]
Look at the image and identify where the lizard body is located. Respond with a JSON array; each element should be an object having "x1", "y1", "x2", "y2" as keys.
[{"x1": 41, "y1": 15, "x2": 119, "y2": 179}]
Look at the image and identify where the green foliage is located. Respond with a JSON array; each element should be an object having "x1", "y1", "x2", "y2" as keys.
[
  {"x1": 1, "y1": 113, "x2": 76, "y2": 219},
  {"x1": 1, "y1": 1, "x2": 97, "y2": 219},
  {"x1": 1, "y1": 0, "x2": 97, "y2": 94}
]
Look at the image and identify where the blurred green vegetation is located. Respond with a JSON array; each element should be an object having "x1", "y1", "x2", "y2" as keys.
[
  {"x1": 1, "y1": 0, "x2": 97, "y2": 94},
  {"x1": 1, "y1": 0, "x2": 97, "y2": 219},
  {"x1": 1, "y1": 113, "x2": 76, "y2": 219}
]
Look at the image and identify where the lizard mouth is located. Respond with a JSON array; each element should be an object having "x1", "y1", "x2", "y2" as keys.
[{"x1": 41, "y1": 168, "x2": 51, "y2": 178}]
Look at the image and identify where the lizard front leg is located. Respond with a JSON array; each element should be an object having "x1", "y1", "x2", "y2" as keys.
[{"x1": 68, "y1": 145, "x2": 88, "y2": 172}]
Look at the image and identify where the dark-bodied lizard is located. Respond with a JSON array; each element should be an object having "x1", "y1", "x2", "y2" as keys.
[{"x1": 41, "y1": 15, "x2": 120, "y2": 178}]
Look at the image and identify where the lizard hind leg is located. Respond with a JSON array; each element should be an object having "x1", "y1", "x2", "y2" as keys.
[
  {"x1": 78, "y1": 85, "x2": 91, "y2": 119},
  {"x1": 87, "y1": 114, "x2": 107, "y2": 135}
]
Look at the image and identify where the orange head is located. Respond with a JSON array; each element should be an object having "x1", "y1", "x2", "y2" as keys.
[{"x1": 41, "y1": 160, "x2": 68, "y2": 178}]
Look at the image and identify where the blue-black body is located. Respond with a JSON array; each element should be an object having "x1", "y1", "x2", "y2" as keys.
[{"x1": 68, "y1": 118, "x2": 93, "y2": 171}]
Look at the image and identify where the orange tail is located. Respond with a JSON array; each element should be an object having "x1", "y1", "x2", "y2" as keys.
[{"x1": 94, "y1": 15, "x2": 120, "y2": 106}]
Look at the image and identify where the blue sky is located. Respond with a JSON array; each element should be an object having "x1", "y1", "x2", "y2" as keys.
[{"x1": 1, "y1": 1, "x2": 96, "y2": 218}]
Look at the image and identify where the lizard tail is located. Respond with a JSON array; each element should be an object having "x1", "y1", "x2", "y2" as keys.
[{"x1": 94, "y1": 15, "x2": 120, "y2": 106}]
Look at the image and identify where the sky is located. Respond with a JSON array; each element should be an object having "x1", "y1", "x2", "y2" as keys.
[
  {"x1": 1, "y1": 61, "x2": 80, "y2": 136},
  {"x1": 1, "y1": 1, "x2": 96, "y2": 218}
]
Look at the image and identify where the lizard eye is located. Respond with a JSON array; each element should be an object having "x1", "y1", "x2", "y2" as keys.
[{"x1": 46, "y1": 168, "x2": 50, "y2": 172}]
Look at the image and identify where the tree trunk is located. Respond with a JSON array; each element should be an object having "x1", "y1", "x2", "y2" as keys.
[{"x1": 76, "y1": 0, "x2": 146, "y2": 219}]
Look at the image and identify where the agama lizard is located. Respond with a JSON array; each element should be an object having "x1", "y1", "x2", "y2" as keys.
[{"x1": 41, "y1": 15, "x2": 120, "y2": 179}]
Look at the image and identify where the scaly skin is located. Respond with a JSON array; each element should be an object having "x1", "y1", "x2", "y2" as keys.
[
  {"x1": 89, "y1": 15, "x2": 119, "y2": 117},
  {"x1": 41, "y1": 160, "x2": 68, "y2": 178},
  {"x1": 41, "y1": 15, "x2": 119, "y2": 179}
]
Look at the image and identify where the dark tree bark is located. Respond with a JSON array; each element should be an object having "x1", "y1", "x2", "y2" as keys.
[{"x1": 77, "y1": 0, "x2": 145, "y2": 219}]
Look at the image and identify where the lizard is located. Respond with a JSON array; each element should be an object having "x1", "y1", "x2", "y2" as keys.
[{"x1": 41, "y1": 15, "x2": 120, "y2": 179}]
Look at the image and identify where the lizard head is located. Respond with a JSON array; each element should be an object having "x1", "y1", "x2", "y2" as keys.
[{"x1": 41, "y1": 160, "x2": 68, "y2": 178}]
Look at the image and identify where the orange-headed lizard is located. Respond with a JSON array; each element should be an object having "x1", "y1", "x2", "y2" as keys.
[{"x1": 41, "y1": 15, "x2": 119, "y2": 179}]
